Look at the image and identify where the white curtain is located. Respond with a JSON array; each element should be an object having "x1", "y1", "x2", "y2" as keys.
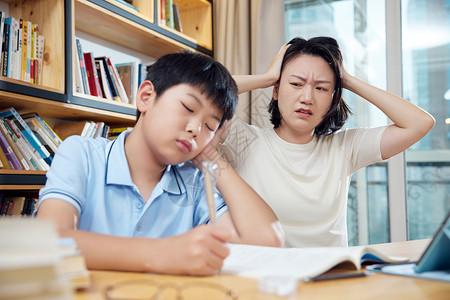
[{"x1": 214, "y1": 0, "x2": 285, "y2": 125}]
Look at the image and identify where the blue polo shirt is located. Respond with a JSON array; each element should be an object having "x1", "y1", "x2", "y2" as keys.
[{"x1": 38, "y1": 130, "x2": 228, "y2": 238}]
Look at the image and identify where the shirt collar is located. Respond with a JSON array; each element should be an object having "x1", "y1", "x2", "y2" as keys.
[{"x1": 105, "y1": 130, "x2": 186, "y2": 195}]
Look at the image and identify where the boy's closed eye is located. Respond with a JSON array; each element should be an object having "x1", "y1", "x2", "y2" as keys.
[{"x1": 181, "y1": 101, "x2": 219, "y2": 132}]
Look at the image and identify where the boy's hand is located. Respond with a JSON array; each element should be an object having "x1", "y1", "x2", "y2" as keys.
[
  {"x1": 192, "y1": 125, "x2": 227, "y2": 169},
  {"x1": 154, "y1": 225, "x2": 232, "y2": 276}
]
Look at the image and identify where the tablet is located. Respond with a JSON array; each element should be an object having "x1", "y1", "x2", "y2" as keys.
[
  {"x1": 367, "y1": 211, "x2": 450, "y2": 282},
  {"x1": 414, "y1": 210, "x2": 450, "y2": 272}
]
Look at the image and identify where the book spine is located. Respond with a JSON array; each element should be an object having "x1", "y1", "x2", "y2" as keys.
[
  {"x1": 25, "y1": 20, "x2": 31, "y2": 82},
  {"x1": 21, "y1": 19, "x2": 28, "y2": 81},
  {"x1": 0, "y1": 123, "x2": 22, "y2": 170},
  {"x1": 1, "y1": 119, "x2": 31, "y2": 170},
  {"x1": 0, "y1": 11, "x2": 5, "y2": 72},
  {"x1": 31, "y1": 114, "x2": 63, "y2": 147},
  {"x1": 165, "y1": 0, "x2": 174, "y2": 29},
  {"x1": 30, "y1": 23, "x2": 36, "y2": 83},
  {"x1": 98, "y1": 57, "x2": 120, "y2": 102},
  {"x1": 95, "y1": 59, "x2": 114, "y2": 101},
  {"x1": 75, "y1": 38, "x2": 90, "y2": 95},
  {"x1": 29, "y1": 118, "x2": 58, "y2": 154},
  {"x1": 2, "y1": 19, "x2": 10, "y2": 77},
  {"x1": 37, "y1": 35, "x2": 44, "y2": 85},
  {"x1": 107, "y1": 57, "x2": 129, "y2": 103}
]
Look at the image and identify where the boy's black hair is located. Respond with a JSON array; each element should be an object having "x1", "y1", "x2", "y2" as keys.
[
  {"x1": 268, "y1": 36, "x2": 352, "y2": 136},
  {"x1": 137, "y1": 51, "x2": 237, "y2": 128}
]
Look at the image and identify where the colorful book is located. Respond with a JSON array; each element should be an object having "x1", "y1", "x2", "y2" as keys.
[
  {"x1": 115, "y1": 62, "x2": 138, "y2": 105},
  {"x1": 2, "y1": 17, "x2": 12, "y2": 77},
  {"x1": 21, "y1": 112, "x2": 62, "y2": 148},
  {"x1": 0, "y1": 107, "x2": 52, "y2": 165},
  {"x1": 0, "y1": 125, "x2": 22, "y2": 170},
  {"x1": 0, "y1": 11, "x2": 5, "y2": 71},
  {"x1": 165, "y1": 0, "x2": 174, "y2": 29},
  {"x1": 36, "y1": 35, "x2": 44, "y2": 85},
  {"x1": 95, "y1": 56, "x2": 120, "y2": 102},
  {"x1": 83, "y1": 52, "x2": 103, "y2": 98},
  {"x1": 21, "y1": 19, "x2": 28, "y2": 81},
  {"x1": 0, "y1": 142, "x2": 11, "y2": 169},
  {"x1": 173, "y1": 4, "x2": 183, "y2": 33},
  {"x1": 95, "y1": 59, "x2": 113, "y2": 101},
  {"x1": 75, "y1": 38, "x2": 90, "y2": 95},
  {"x1": 0, "y1": 119, "x2": 31, "y2": 170}
]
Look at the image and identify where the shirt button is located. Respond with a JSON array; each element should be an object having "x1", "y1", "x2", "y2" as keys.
[
  {"x1": 136, "y1": 225, "x2": 142, "y2": 232},
  {"x1": 135, "y1": 202, "x2": 143, "y2": 209}
]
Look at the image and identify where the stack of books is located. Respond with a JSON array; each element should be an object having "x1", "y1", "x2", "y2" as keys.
[
  {"x1": 0, "y1": 218, "x2": 89, "y2": 299},
  {"x1": 0, "y1": 108, "x2": 62, "y2": 171}
]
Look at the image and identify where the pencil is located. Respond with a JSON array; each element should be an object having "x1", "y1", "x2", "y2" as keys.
[{"x1": 202, "y1": 161, "x2": 217, "y2": 225}]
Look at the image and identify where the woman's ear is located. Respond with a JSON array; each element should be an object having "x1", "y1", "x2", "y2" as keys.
[
  {"x1": 272, "y1": 83, "x2": 280, "y2": 101},
  {"x1": 136, "y1": 81, "x2": 156, "y2": 113}
]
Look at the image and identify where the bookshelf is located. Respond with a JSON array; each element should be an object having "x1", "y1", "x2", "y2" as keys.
[{"x1": 0, "y1": 0, "x2": 213, "y2": 192}]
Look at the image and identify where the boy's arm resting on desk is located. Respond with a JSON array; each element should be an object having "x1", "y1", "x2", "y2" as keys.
[
  {"x1": 213, "y1": 156, "x2": 284, "y2": 247},
  {"x1": 36, "y1": 199, "x2": 232, "y2": 276}
]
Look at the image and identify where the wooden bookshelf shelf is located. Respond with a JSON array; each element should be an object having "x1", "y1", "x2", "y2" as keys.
[{"x1": 0, "y1": 0, "x2": 213, "y2": 193}]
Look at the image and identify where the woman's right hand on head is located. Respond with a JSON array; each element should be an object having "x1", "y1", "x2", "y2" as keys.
[
  {"x1": 265, "y1": 44, "x2": 290, "y2": 85},
  {"x1": 152, "y1": 225, "x2": 233, "y2": 276}
]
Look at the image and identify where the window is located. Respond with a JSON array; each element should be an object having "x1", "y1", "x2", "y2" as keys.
[{"x1": 402, "y1": 0, "x2": 450, "y2": 239}]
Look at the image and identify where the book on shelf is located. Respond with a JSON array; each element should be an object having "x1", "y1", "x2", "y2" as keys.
[
  {"x1": 2, "y1": 17, "x2": 11, "y2": 77},
  {"x1": 0, "y1": 118, "x2": 31, "y2": 170},
  {"x1": 95, "y1": 56, "x2": 121, "y2": 102},
  {"x1": 21, "y1": 19, "x2": 28, "y2": 81},
  {"x1": 53, "y1": 120, "x2": 103, "y2": 140},
  {"x1": 137, "y1": 63, "x2": 149, "y2": 87},
  {"x1": 83, "y1": 52, "x2": 103, "y2": 98},
  {"x1": 107, "y1": 126, "x2": 133, "y2": 140},
  {"x1": 0, "y1": 142, "x2": 11, "y2": 169},
  {"x1": 106, "y1": 57, "x2": 129, "y2": 104},
  {"x1": 94, "y1": 59, "x2": 114, "y2": 101},
  {"x1": 165, "y1": 0, "x2": 174, "y2": 29},
  {"x1": 36, "y1": 34, "x2": 44, "y2": 85},
  {"x1": 4, "y1": 116, "x2": 49, "y2": 171},
  {"x1": 116, "y1": 61, "x2": 138, "y2": 105},
  {"x1": 160, "y1": 0, "x2": 166, "y2": 26},
  {"x1": 222, "y1": 243, "x2": 409, "y2": 280},
  {"x1": 0, "y1": 11, "x2": 5, "y2": 71},
  {"x1": 73, "y1": 41, "x2": 84, "y2": 94},
  {"x1": 9, "y1": 196, "x2": 26, "y2": 216},
  {"x1": 111, "y1": 0, "x2": 139, "y2": 12},
  {"x1": 0, "y1": 218, "x2": 89, "y2": 299},
  {"x1": 0, "y1": 107, "x2": 52, "y2": 166},
  {"x1": 173, "y1": 4, "x2": 183, "y2": 33},
  {"x1": 22, "y1": 112, "x2": 63, "y2": 149},
  {"x1": 75, "y1": 38, "x2": 90, "y2": 95},
  {"x1": 0, "y1": 123, "x2": 22, "y2": 170}
]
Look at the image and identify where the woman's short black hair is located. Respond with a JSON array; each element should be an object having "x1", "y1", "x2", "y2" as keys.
[
  {"x1": 268, "y1": 37, "x2": 351, "y2": 136},
  {"x1": 137, "y1": 51, "x2": 237, "y2": 128}
]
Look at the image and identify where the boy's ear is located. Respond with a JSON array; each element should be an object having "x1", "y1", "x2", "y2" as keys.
[
  {"x1": 136, "y1": 81, "x2": 156, "y2": 113},
  {"x1": 272, "y1": 83, "x2": 280, "y2": 101}
]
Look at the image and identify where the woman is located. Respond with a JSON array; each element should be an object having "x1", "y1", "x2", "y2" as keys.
[{"x1": 219, "y1": 37, "x2": 435, "y2": 247}]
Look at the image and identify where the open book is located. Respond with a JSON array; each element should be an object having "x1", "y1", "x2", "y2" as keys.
[{"x1": 222, "y1": 243, "x2": 409, "y2": 280}]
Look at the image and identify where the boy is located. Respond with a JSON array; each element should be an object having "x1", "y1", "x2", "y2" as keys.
[{"x1": 36, "y1": 51, "x2": 283, "y2": 276}]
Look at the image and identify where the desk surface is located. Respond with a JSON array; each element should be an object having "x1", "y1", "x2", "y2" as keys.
[{"x1": 76, "y1": 239, "x2": 450, "y2": 300}]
